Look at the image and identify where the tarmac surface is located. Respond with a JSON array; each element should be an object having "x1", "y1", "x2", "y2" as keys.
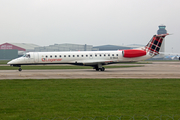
[{"x1": 0, "y1": 61, "x2": 180, "y2": 79}]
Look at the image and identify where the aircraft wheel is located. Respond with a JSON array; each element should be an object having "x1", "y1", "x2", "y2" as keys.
[
  {"x1": 99, "y1": 67, "x2": 105, "y2": 71},
  {"x1": 96, "y1": 68, "x2": 99, "y2": 71},
  {"x1": 18, "y1": 68, "x2": 22, "y2": 72},
  {"x1": 100, "y1": 67, "x2": 105, "y2": 71},
  {"x1": 102, "y1": 67, "x2": 105, "y2": 71}
]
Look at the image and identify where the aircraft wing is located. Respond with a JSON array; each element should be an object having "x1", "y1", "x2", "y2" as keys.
[{"x1": 75, "y1": 59, "x2": 117, "y2": 65}]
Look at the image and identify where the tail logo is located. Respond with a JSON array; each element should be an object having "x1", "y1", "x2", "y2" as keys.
[{"x1": 145, "y1": 34, "x2": 168, "y2": 56}]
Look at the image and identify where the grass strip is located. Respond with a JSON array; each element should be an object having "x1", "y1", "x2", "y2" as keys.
[
  {"x1": 0, "y1": 60, "x2": 9, "y2": 64},
  {"x1": 0, "y1": 78, "x2": 180, "y2": 119}
]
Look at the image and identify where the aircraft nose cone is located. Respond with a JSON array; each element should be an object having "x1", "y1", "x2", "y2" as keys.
[
  {"x1": 7, "y1": 59, "x2": 17, "y2": 65},
  {"x1": 7, "y1": 60, "x2": 13, "y2": 65}
]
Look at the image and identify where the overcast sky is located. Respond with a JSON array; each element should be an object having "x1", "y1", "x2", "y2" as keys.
[{"x1": 0, "y1": 0, "x2": 180, "y2": 52}]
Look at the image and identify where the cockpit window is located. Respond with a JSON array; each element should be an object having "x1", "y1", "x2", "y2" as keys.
[
  {"x1": 23, "y1": 54, "x2": 30, "y2": 58},
  {"x1": 27, "y1": 54, "x2": 30, "y2": 58}
]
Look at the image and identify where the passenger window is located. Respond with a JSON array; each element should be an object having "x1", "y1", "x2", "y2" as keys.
[
  {"x1": 116, "y1": 54, "x2": 118, "y2": 56},
  {"x1": 77, "y1": 55, "x2": 79, "y2": 57},
  {"x1": 50, "y1": 55, "x2": 52, "y2": 58},
  {"x1": 81, "y1": 55, "x2": 83, "y2": 57},
  {"x1": 95, "y1": 54, "x2": 97, "y2": 57},
  {"x1": 112, "y1": 54, "x2": 114, "y2": 56},
  {"x1": 86, "y1": 55, "x2": 88, "y2": 57},
  {"x1": 99, "y1": 54, "x2": 101, "y2": 57},
  {"x1": 104, "y1": 54, "x2": 106, "y2": 56},
  {"x1": 46, "y1": 55, "x2": 48, "y2": 58},
  {"x1": 73, "y1": 55, "x2": 75, "y2": 57},
  {"x1": 55, "y1": 55, "x2": 57, "y2": 57},
  {"x1": 68, "y1": 55, "x2": 70, "y2": 57},
  {"x1": 59, "y1": 55, "x2": 61, "y2": 57},
  {"x1": 108, "y1": 54, "x2": 110, "y2": 56},
  {"x1": 64, "y1": 55, "x2": 66, "y2": 57}
]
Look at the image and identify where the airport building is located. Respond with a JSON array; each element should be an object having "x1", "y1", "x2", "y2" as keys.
[
  {"x1": 34, "y1": 43, "x2": 99, "y2": 52},
  {"x1": 34, "y1": 43, "x2": 133, "y2": 52},
  {"x1": 93, "y1": 45, "x2": 132, "y2": 51},
  {"x1": 0, "y1": 43, "x2": 40, "y2": 59}
]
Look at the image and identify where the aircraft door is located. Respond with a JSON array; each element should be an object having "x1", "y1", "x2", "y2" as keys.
[{"x1": 34, "y1": 53, "x2": 39, "y2": 63}]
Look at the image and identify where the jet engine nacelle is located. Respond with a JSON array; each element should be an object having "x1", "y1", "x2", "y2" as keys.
[{"x1": 122, "y1": 49, "x2": 146, "y2": 58}]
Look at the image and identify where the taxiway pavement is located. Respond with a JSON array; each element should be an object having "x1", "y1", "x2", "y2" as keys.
[{"x1": 0, "y1": 62, "x2": 180, "y2": 79}]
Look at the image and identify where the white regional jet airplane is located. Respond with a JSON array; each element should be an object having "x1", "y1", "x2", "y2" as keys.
[{"x1": 7, "y1": 33, "x2": 169, "y2": 71}]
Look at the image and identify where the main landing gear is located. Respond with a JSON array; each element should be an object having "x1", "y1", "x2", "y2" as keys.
[
  {"x1": 93, "y1": 65, "x2": 105, "y2": 71},
  {"x1": 96, "y1": 67, "x2": 105, "y2": 71}
]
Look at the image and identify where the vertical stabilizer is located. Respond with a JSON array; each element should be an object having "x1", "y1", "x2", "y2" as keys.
[{"x1": 145, "y1": 34, "x2": 169, "y2": 57}]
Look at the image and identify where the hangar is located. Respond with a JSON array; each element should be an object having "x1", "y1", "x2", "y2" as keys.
[{"x1": 0, "y1": 43, "x2": 40, "y2": 59}]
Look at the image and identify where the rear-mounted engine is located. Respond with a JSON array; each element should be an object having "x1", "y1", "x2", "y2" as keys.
[{"x1": 122, "y1": 49, "x2": 146, "y2": 58}]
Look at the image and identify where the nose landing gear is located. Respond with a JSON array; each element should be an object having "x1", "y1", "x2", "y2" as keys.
[
  {"x1": 12, "y1": 65, "x2": 22, "y2": 72},
  {"x1": 18, "y1": 67, "x2": 22, "y2": 72}
]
